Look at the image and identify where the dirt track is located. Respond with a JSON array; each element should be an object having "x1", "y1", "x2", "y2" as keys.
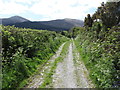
[
  {"x1": 53, "y1": 43, "x2": 78, "y2": 88},
  {"x1": 26, "y1": 41, "x2": 94, "y2": 88},
  {"x1": 26, "y1": 43, "x2": 65, "y2": 88},
  {"x1": 52, "y1": 42, "x2": 94, "y2": 88}
]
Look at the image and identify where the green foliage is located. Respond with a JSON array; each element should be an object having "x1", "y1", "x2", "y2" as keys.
[
  {"x1": 81, "y1": 1, "x2": 120, "y2": 87},
  {"x1": 60, "y1": 31, "x2": 69, "y2": 37},
  {"x1": 93, "y1": 1, "x2": 120, "y2": 28},
  {"x1": 84, "y1": 14, "x2": 93, "y2": 27},
  {"x1": 75, "y1": 25, "x2": 120, "y2": 88},
  {"x1": 2, "y1": 25, "x2": 68, "y2": 88},
  {"x1": 68, "y1": 27, "x2": 84, "y2": 38}
]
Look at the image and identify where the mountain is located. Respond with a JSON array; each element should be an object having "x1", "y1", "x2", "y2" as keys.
[
  {"x1": 0, "y1": 16, "x2": 29, "y2": 25},
  {"x1": 1, "y1": 16, "x2": 84, "y2": 31},
  {"x1": 39, "y1": 18, "x2": 83, "y2": 30}
]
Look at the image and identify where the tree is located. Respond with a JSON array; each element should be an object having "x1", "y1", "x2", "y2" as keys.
[
  {"x1": 96, "y1": 23, "x2": 101, "y2": 39},
  {"x1": 84, "y1": 17, "x2": 87, "y2": 26},
  {"x1": 95, "y1": 2, "x2": 120, "y2": 28},
  {"x1": 84, "y1": 14, "x2": 93, "y2": 27}
]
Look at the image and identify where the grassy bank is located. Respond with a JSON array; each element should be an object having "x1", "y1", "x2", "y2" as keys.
[
  {"x1": 74, "y1": 25, "x2": 120, "y2": 88},
  {"x1": 2, "y1": 25, "x2": 68, "y2": 88}
]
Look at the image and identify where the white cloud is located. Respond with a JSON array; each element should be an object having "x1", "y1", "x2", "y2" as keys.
[
  {"x1": 0, "y1": 0, "x2": 29, "y2": 15},
  {"x1": 14, "y1": 0, "x2": 35, "y2": 5},
  {"x1": 0, "y1": 0, "x2": 107, "y2": 20},
  {"x1": 30, "y1": 0, "x2": 107, "y2": 20}
]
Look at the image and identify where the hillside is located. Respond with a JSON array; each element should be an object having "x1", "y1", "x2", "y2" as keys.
[
  {"x1": 0, "y1": 16, "x2": 83, "y2": 31},
  {"x1": 0, "y1": 16, "x2": 29, "y2": 25}
]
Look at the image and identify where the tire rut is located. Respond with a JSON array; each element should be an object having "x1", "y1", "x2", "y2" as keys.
[
  {"x1": 53, "y1": 43, "x2": 77, "y2": 88},
  {"x1": 52, "y1": 41, "x2": 94, "y2": 88},
  {"x1": 25, "y1": 43, "x2": 65, "y2": 88},
  {"x1": 73, "y1": 41, "x2": 94, "y2": 88}
]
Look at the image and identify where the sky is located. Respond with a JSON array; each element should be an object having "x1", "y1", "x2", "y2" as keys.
[{"x1": 0, "y1": 0, "x2": 107, "y2": 21}]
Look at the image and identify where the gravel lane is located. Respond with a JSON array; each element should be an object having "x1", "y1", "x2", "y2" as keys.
[
  {"x1": 25, "y1": 41, "x2": 94, "y2": 88},
  {"x1": 52, "y1": 42, "x2": 94, "y2": 88},
  {"x1": 26, "y1": 43, "x2": 65, "y2": 88},
  {"x1": 53, "y1": 43, "x2": 78, "y2": 88}
]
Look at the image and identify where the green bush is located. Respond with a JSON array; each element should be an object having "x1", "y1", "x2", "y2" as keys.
[
  {"x1": 2, "y1": 25, "x2": 68, "y2": 88},
  {"x1": 75, "y1": 25, "x2": 120, "y2": 88}
]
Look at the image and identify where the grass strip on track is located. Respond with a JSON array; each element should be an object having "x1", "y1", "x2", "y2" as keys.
[{"x1": 39, "y1": 41, "x2": 71, "y2": 88}]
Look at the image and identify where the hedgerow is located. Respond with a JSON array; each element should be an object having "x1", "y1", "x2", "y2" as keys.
[
  {"x1": 74, "y1": 23, "x2": 120, "y2": 88},
  {"x1": 2, "y1": 25, "x2": 68, "y2": 88}
]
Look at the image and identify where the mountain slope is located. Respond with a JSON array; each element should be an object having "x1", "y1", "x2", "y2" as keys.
[
  {"x1": 0, "y1": 16, "x2": 29, "y2": 25},
  {"x1": 1, "y1": 16, "x2": 84, "y2": 31},
  {"x1": 40, "y1": 18, "x2": 83, "y2": 29},
  {"x1": 11, "y1": 21, "x2": 68, "y2": 31}
]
